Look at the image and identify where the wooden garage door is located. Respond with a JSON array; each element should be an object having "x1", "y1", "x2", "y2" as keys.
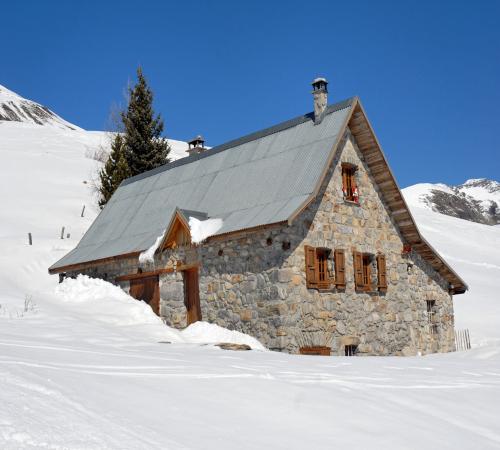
[{"x1": 129, "y1": 275, "x2": 160, "y2": 316}]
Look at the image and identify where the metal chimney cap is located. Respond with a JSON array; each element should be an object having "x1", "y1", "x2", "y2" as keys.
[
  {"x1": 312, "y1": 77, "x2": 328, "y2": 91},
  {"x1": 188, "y1": 135, "x2": 205, "y2": 147}
]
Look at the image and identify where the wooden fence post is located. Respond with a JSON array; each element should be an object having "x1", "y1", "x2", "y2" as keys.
[
  {"x1": 81, "y1": 205, "x2": 85, "y2": 217},
  {"x1": 28, "y1": 233, "x2": 32, "y2": 245},
  {"x1": 60, "y1": 226, "x2": 65, "y2": 239}
]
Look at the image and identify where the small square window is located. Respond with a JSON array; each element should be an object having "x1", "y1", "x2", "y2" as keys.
[{"x1": 345, "y1": 345, "x2": 358, "y2": 356}]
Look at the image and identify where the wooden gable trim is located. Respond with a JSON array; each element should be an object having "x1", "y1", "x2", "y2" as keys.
[
  {"x1": 347, "y1": 102, "x2": 467, "y2": 294},
  {"x1": 162, "y1": 210, "x2": 192, "y2": 249}
]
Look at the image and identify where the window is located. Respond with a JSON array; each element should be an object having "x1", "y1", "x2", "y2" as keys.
[
  {"x1": 305, "y1": 246, "x2": 334, "y2": 289},
  {"x1": 345, "y1": 345, "x2": 358, "y2": 356},
  {"x1": 342, "y1": 164, "x2": 359, "y2": 203},
  {"x1": 426, "y1": 300, "x2": 438, "y2": 335},
  {"x1": 353, "y1": 251, "x2": 372, "y2": 291}
]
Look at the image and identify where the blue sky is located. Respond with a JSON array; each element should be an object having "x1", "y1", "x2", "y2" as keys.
[{"x1": 2, "y1": 0, "x2": 499, "y2": 187}]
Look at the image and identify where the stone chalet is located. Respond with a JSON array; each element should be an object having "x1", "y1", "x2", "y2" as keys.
[{"x1": 49, "y1": 78, "x2": 467, "y2": 356}]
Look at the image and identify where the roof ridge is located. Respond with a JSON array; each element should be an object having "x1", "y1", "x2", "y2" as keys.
[{"x1": 121, "y1": 97, "x2": 355, "y2": 187}]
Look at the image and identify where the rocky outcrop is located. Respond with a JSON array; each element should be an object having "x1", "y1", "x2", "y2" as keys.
[
  {"x1": 0, "y1": 84, "x2": 78, "y2": 130},
  {"x1": 421, "y1": 179, "x2": 500, "y2": 225}
]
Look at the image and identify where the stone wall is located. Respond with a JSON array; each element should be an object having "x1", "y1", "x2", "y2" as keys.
[{"x1": 66, "y1": 129, "x2": 456, "y2": 356}]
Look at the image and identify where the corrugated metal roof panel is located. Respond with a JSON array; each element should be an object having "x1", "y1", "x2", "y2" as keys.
[{"x1": 50, "y1": 99, "x2": 354, "y2": 270}]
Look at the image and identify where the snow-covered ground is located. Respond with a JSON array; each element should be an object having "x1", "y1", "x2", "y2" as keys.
[
  {"x1": 1, "y1": 88, "x2": 500, "y2": 448},
  {"x1": 2, "y1": 311, "x2": 499, "y2": 449}
]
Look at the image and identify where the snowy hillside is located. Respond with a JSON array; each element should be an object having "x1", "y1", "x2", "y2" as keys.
[
  {"x1": 1, "y1": 86, "x2": 500, "y2": 448},
  {"x1": 404, "y1": 179, "x2": 500, "y2": 225},
  {"x1": 0, "y1": 86, "x2": 188, "y2": 312},
  {"x1": 402, "y1": 179, "x2": 500, "y2": 343}
]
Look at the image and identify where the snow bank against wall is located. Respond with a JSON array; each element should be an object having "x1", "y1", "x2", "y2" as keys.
[{"x1": 54, "y1": 275, "x2": 265, "y2": 350}]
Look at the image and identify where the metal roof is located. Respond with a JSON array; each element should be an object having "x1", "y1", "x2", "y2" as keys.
[{"x1": 50, "y1": 98, "x2": 354, "y2": 271}]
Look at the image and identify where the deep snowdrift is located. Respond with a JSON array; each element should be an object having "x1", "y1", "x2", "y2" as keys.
[{"x1": 53, "y1": 274, "x2": 265, "y2": 349}]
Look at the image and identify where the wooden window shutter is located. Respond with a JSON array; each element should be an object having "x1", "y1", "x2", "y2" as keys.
[
  {"x1": 353, "y1": 251, "x2": 365, "y2": 290},
  {"x1": 377, "y1": 254, "x2": 388, "y2": 291},
  {"x1": 304, "y1": 245, "x2": 318, "y2": 288},
  {"x1": 351, "y1": 170, "x2": 359, "y2": 202},
  {"x1": 334, "y1": 249, "x2": 346, "y2": 288},
  {"x1": 342, "y1": 168, "x2": 348, "y2": 197}
]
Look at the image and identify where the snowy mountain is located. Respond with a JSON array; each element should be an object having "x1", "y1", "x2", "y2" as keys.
[
  {"x1": 403, "y1": 179, "x2": 500, "y2": 225},
  {"x1": 0, "y1": 84, "x2": 81, "y2": 130}
]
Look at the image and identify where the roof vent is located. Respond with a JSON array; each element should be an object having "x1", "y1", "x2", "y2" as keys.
[
  {"x1": 187, "y1": 135, "x2": 206, "y2": 156},
  {"x1": 311, "y1": 77, "x2": 328, "y2": 124}
]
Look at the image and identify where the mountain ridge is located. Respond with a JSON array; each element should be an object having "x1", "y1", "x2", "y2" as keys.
[
  {"x1": 0, "y1": 84, "x2": 81, "y2": 130},
  {"x1": 403, "y1": 178, "x2": 500, "y2": 225},
  {"x1": 0, "y1": 83, "x2": 189, "y2": 160}
]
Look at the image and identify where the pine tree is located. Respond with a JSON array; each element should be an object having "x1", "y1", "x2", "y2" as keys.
[
  {"x1": 98, "y1": 133, "x2": 131, "y2": 208},
  {"x1": 122, "y1": 67, "x2": 170, "y2": 176}
]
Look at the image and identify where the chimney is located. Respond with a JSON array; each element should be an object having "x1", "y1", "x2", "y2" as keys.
[
  {"x1": 187, "y1": 135, "x2": 206, "y2": 156},
  {"x1": 311, "y1": 77, "x2": 328, "y2": 124}
]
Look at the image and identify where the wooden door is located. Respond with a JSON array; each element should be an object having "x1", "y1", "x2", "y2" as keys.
[
  {"x1": 129, "y1": 275, "x2": 160, "y2": 315},
  {"x1": 183, "y1": 268, "x2": 201, "y2": 325}
]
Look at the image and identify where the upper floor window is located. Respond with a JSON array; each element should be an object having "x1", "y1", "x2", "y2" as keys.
[{"x1": 342, "y1": 163, "x2": 359, "y2": 203}]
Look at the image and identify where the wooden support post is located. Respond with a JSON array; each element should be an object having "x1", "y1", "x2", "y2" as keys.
[
  {"x1": 28, "y1": 233, "x2": 32, "y2": 245},
  {"x1": 81, "y1": 205, "x2": 85, "y2": 217},
  {"x1": 60, "y1": 226, "x2": 65, "y2": 240}
]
